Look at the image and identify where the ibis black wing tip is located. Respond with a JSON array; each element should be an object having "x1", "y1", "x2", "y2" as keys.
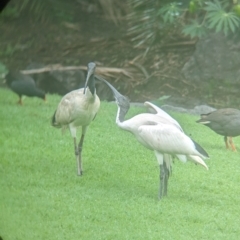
[{"x1": 192, "y1": 139, "x2": 209, "y2": 158}]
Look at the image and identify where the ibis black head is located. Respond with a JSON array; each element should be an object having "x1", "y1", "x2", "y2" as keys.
[
  {"x1": 115, "y1": 93, "x2": 130, "y2": 122},
  {"x1": 84, "y1": 62, "x2": 96, "y2": 95}
]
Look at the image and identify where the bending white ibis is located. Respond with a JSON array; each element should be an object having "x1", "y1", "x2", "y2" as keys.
[
  {"x1": 52, "y1": 62, "x2": 100, "y2": 175},
  {"x1": 5, "y1": 70, "x2": 46, "y2": 105},
  {"x1": 196, "y1": 108, "x2": 240, "y2": 151},
  {"x1": 97, "y1": 76, "x2": 209, "y2": 198}
]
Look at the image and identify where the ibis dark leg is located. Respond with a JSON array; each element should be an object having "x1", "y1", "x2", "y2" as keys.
[
  {"x1": 77, "y1": 134, "x2": 85, "y2": 175},
  {"x1": 73, "y1": 138, "x2": 81, "y2": 176},
  {"x1": 159, "y1": 161, "x2": 169, "y2": 199}
]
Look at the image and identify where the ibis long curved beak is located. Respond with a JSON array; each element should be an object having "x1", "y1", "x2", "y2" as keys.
[
  {"x1": 95, "y1": 74, "x2": 130, "y2": 111},
  {"x1": 95, "y1": 75, "x2": 126, "y2": 100},
  {"x1": 84, "y1": 62, "x2": 96, "y2": 94}
]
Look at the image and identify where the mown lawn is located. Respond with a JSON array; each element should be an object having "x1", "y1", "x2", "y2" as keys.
[{"x1": 1, "y1": 87, "x2": 240, "y2": 240}]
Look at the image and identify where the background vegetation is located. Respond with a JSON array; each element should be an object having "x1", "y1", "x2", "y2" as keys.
[
  {"x1": 1, "y1": 0, "x2": 240, "y2": 108},
  {"x1": 2, "y1": 0, "x2": 240, "y2": 46},
  {"x1": 1, "y1": 88, "x2": 240, "y2": 239},
  {"x1": 127, "y1": 0, "x2": 240, "y2": 47}
]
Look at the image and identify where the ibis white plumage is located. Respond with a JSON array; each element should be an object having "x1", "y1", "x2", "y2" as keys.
[
  {"x1": 52, "y1": 62, "x2": 100, "y2": 175},
  {"x1": 97, "y1": 76, "x2": 209, "y2": 198}
]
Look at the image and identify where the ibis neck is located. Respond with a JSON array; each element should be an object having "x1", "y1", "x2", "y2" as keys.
[
  {"x1": 85, "y1": 87, "x2": 97, "y2": 101},
  {"x1": 84, "y1": 75, "x2": 96, "y2": 96},
  {"x1": 116, "y1": 105, "x2": 128, "y2": 125},
  {"x1": 116, "y1": 107, "x2": 122, "y2": 122},
  {"x1": 88, "y1": 75, "x2": 96, "y2": 95}
]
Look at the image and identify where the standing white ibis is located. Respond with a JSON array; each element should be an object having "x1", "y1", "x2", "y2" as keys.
[
  {"x1": 52, "y1": 62, "x2": 100, "y2": 175},
  {"x1": 196, "y1": 108, "x2": 240, "y2": 151},
  {"x1": 5, "y1": 70, "x2": 46, "y2": 105},
  {"x1": 97, "y1": 76, "x2": 209, "y2": 198}
]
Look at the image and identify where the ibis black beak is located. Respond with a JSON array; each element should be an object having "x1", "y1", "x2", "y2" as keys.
[
  {"x1": 84, "y1": 62, "x2": 96, "y2": 93},
  {"x1": 95, "y1": 75, "x2": 130, "y2": 108},
  {"x1": 95, "y1": 75, "x2": 124, "y2": 100}
]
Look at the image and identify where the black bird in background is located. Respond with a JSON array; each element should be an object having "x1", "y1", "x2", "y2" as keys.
[
  {"x1": 197, "y1": 108, "x2": 240, "y2": 151},
  {"x1": 5, "y1": 71, "x2": 46, "y2": 105}
]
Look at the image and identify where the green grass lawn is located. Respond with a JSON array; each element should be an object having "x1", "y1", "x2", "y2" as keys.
[{"x1": 1, "y1": 88, "x2": 240, "y2": 240}]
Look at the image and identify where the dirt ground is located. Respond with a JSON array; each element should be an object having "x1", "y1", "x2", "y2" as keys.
[{"x1": 0, "y1": 3, "x2": 238, "y2": 108}]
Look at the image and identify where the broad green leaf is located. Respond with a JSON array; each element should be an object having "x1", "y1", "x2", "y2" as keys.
[
  {"x1": 227, "y1": 17, "x2": 235, "y2": 32},
  {"x1": 207, "y1": 15, "x2": 221, "y2": 29},
  {"x1": 215, "y1": 17, "x2": 224, "y2": 32}
]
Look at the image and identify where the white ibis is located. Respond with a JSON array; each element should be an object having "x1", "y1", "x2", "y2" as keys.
[
  {"x1": 52, "y1": 62, "x2": 100, "y2": 175},
  {"x1": 97, "y1": 76, "x2": 209, "y2": 199},
  {"x1": 196, "y1": 108, "x2": 240, "y2": 151},
  {"x1": 5, "y1": 70, "x2": 46, "y2": 105}
]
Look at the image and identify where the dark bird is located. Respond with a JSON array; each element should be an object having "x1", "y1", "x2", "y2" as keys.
[
  {"x1": 52, "y1": 62, "x2": 100, "y2": 175},
  {"x1": 196, "y1": 108, "x2": 240, "y2": 151},
  {"x1": 97, "y1": 76, "x2": 209, "y2": 199},
  {"x1": 5, "y1": 70, "x2": 46, "y2": 105}
]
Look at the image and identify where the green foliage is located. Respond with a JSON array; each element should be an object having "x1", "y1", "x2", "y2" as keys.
[
  {"x1": 1, "y1": 88, "x2": 240, "y2": 239},
  {"x1": 205, "y1": 1, "x2": 240, "y2": 35},
  {"x1": 127, "y1": 0, "x2": 161, "y2": 47},
  {"x1": 0, "y1": 0, "x2": 74, "y2": 23},
  {"x1": 0, "y1": 6, "x2": 19, "y2": 18},
  {"x1": 1, "y1": 0, "x2": 47, "y2": 21},
  {"x1": 182, "y1": 20, "x2": 207, "y2": 38},
  {"x1": 158, "y1": 2, "x2": 182, "y2": 23},
  {"x1": 0, "y1": 44, "x2": 17, "y2": 57},
  {"x1": 128, "y1": 0, "x2": 240, "y2": 46}
]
